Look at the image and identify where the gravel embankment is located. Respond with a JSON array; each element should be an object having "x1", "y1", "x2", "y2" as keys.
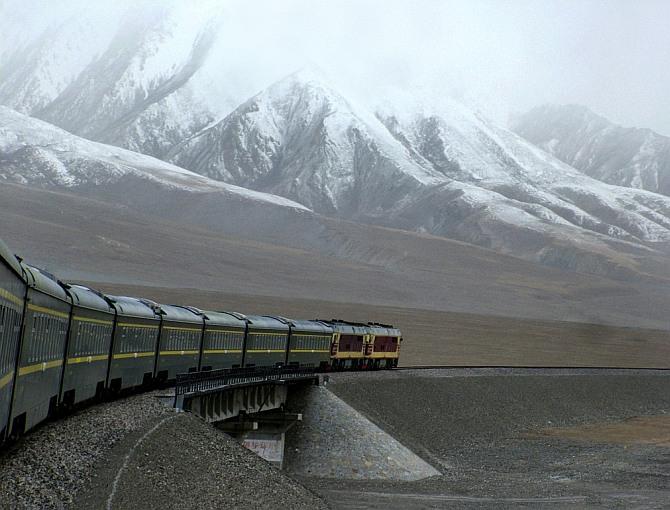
[
  {"x1": 0, "y1": 392, "x2": 327, "y2": 510},
  {"x1": 0, "y1": 391, "x2": 172, "y2": 509},
  {"x1": 303, "y1": 368, "x2": 670, "y2": 509},
  {"x1": 285, "y1": 385, "x2": 439, "y2": 480},
  {"x1": 75, "y1": 411, "x2": 328, "y2": 510}
]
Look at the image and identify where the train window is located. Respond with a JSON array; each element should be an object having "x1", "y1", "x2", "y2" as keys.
[
  {"x1": 0, "y1": 305, "x2": 7, "y2": 372},
  {"x1": 0, "y1": 305, "x2": 6, "y2": 337}
]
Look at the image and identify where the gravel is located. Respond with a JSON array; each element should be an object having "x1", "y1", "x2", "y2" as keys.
[
  {"x1": 301, "y1": 368, "x2": 670, "y2": 509},
  {"x1": 285, "y1": 385, "x2": 439, "y2": 480},
  {"x1": 0, "y1": 391, "x2": 172, "y2": 509},
  {"x1": 4, "y1": 368, "x2": 669, "y2": 509},
  {"x1": 0, "y1": 392, "x2": 327, "y2": 510},
  {"x1": 75, "y1": 411, "x2": 328, "y2": 510}
]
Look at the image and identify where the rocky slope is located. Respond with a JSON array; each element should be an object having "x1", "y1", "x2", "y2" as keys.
[
  {"x1": 0, "y1": 106, "x2": 309, "y2": 214},
  {"x1": 0, "y1": 1, "x2": 231, "y2": 160},
  {"x1": 511, "y1": 104, "x2": 670, "y2": 197},
  {"x1": 169, "y1": 70, "x2": 445, "y2": 216}
]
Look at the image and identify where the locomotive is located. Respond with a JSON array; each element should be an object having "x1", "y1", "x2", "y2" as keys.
[{"x1": 0, "y1": 237, "x2": 402, "y2": 441}]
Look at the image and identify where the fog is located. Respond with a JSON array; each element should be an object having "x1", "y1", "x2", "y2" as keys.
[{"x1": 3, "y1": 0, "x2": 670, "y2": 134}]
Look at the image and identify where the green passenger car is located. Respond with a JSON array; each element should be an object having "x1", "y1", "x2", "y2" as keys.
[
  {"x1": 59, "y1": 284, "x2": 115, "y2": 406},
  {"x1": 243, "y1": 316, "x2": 289, "y2": 368},
  {"x1": 0, "y1": 240, "x2": 26, "y2": 440},
  {"x1": 154, "y1": 304, "x2": 204, "y2": 381},
  {"x1": 106, "y1": 296, "x2": 160, "y2": 391},
  {"x1": 10, "y1": 264, "x2": 71, "y2": 436},
  {"x1": 286, "y1": 320, "x2": 333, "y2": 369},
  {"x1": 200, "y1": 310, "x2": 247, "y2": 371}
]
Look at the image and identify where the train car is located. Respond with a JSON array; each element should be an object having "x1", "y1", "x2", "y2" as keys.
[
  {"x1": 286, "y1": 319, "x2": 333, "y2": 369},
  {"x1": 105, "y1": 296, "x2": 160, "y2": 392},
  {"x1": 0, "y1": 240, "x2": 27, "y2": 440},
  {"x1": 9, "y1": 264, "x2": 71, "y2": 436},
  {"x1": 243, "y1": 316, "x2": 289, "y2": 368},
  {"x1": 321, "y1": 320, "x2": 370, "y2": 370},
  {"x1": 365, "y1": 323, "x2": 403, "y2": 369},
  {"x1": 155, "y1": 304, "x2": 204, "y2": 381},
  {"x1": 59, "y1": 284, "x2": 115, "y2": 406},
  {"x1": 199, "y1": 310, "x2": 247, "y2": 371}
]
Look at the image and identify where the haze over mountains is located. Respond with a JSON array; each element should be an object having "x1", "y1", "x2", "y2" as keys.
[
  {"x1": 0, "y1": 2, "x2": 230, "y2": 160},
  {"x1": 1, "y1": 2, "x2": 670, "y2": 308},
  {"x1": 512, "y1": 104, "x2": 670, "y2": 198}
]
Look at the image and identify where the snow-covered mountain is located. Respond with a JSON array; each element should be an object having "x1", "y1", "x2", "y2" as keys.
[
  {"x1": 169, "y1": 72, "x2": 670, "y2": 277},
  {"x1": 0, "y1": 106, "x2": 308, "y2": 212},
  {"x1": 169, "y1": 70, "x2": 445, "y2": 216},
  {"x1": 0, "y1": 2, "x2": 233, "y2": 160},
  {"x1": 511, "y1": 104, "x2": 670, "y2": 198},
  {"x1": 3, "y1": 6, "x2": 670, "y2": 281}
]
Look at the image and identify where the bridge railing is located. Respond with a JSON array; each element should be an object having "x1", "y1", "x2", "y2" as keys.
[{"x1": 175, "y1": 365, "x2": 318, "y2": 399}]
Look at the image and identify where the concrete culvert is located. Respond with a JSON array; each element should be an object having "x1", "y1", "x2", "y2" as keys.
[{"x1": 284, "y1": 385, "x2": 440, "y2": 481}]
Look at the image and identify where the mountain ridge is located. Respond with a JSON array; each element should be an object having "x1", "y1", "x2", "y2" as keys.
[
  {"x1": 511, "y1": 104, "x2": 670, "y2": 198},
  {"x1": 168, "y1": 72, "x2": 670, "y2": 279},
  {"x1": 3, "y1": 9, "x2": 670, "y2": 283},
  {"x1": 0, "y1": 105, "x2": 309, "y2": 211}
]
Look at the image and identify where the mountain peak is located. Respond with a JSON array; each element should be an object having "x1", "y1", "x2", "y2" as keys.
[{"x1": 256, "y1": 66, "x2": 352, "y2": 115}]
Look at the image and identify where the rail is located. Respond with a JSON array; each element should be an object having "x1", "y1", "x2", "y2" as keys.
[{"x1": 396, "y1": 365, "x2": 670, "y2": 370}]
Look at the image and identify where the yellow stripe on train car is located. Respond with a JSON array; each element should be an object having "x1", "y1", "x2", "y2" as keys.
[
  {"x1": 0, "y1": 370, "x2": 14, "y2": 389},
  {"x1": 0, "y1": 288, "x2": 23, "y2": 307},
  {"x1": 27, "y1": 304, "x2": 69, "y2": 319},
  {"x1": 333, "y1": 352, "x2": 365, "y2": 359},
  {"x1": 290, "y1": 349, "x2": 331, "y2": 353},
  {"x1": 67, "y1": 354, "x2": 110, "y2": 365},
  {"x1": 162, "y1": 326, "x2": 202, "y2": 332},
  {"x1": 369, "y1": 352, "x2": 400, "y2": 359},
  {"x1": 18, "y1": 359, "x2": 63, "y2": 376},
  {"x1": 159, "y1": 350, "x2": 200, "y2": 356},
  {"x1": 202, "y1": 349, "x2": 243, "y2": 354},
  {"x1": 117, "y1": 322, "x2": 159, "y2": 329},
  {"x1": 246, "y1": 349, "x2": 286, "y2": 353},
  {"x1": 113, "y1": 351, "x2": 156, "y2": 360},
  {"x1": 74, "y1": 316, "x2": 113, "y2": 326}
]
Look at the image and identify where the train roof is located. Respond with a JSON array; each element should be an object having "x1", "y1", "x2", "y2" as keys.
[
  {"x1": 156, "y1": 304, "x2": 204, "y2": 324},
  {"x1": 288, "y1": 319, "x2": 334, "y2": 334},
  {"x1": 367, "y1": 323, "x2": 402, "y2": 336},
  {"x1": 62, "y1": 284, "x2": 115, "y2": 314},
  {"x1": 245, "y1": 315, "x2": 290, "y2": 331},
  {"x1": 0, "y1": 238, "x2": 24, "y2": 279},
  {"x1": 105, "y1": 295, "x2": 160, "y2": 320},
  {"x1": 318, "y1": 319, "x2": 369, "y2": 335},
  {"x1": 201, "y1": 310, "x2": 248, "y2": 328},
  {"x1": 22, "y1": 264, "x2": 70, "y2": 302}
]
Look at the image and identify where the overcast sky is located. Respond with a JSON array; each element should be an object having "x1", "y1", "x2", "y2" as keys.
[{"x1": 3, "y1": 0, "x2": 670, "y2": 134}]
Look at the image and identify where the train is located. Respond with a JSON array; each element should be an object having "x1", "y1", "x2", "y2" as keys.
[{"x1": 0, "y1": 237, "x2": 403, "y2": 441}]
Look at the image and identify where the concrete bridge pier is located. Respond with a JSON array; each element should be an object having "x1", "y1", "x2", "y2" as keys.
[{"x1": 218, "y1": 410, "x2": 303, "y2": 468}]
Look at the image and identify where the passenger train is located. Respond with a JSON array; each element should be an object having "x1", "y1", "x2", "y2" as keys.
[{"x1": 0, "y1": 238, "x2": 403, "y2": 441}]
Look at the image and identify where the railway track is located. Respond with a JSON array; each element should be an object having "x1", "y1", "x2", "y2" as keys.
[{"x1": 396, "y1": 365, "x2": 670, "y2": 370}]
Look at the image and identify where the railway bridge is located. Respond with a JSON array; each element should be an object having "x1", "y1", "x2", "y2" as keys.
[{"x1": 173, "y1": 366, "x2": 323, "y2": 466}]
